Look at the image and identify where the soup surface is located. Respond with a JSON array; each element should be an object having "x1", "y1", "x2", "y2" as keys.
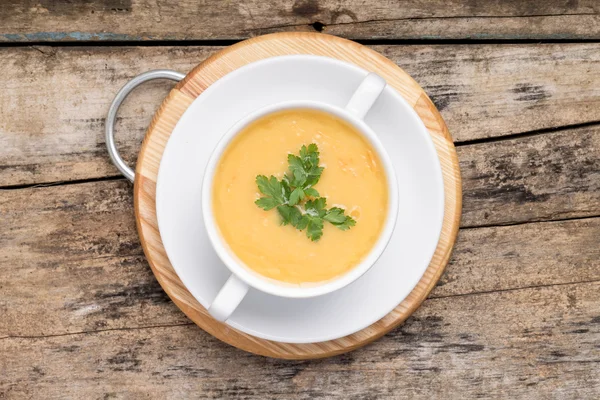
[{"x1": 212, "y1": 109, "x2": 388, "y2": 284}]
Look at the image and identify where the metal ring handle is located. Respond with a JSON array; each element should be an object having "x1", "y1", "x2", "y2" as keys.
[{"x1": 105, "y1": 69, "x2": 186, "y2": 182}]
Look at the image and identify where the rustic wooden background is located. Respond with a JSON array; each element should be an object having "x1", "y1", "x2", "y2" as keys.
[{"x1": 1, "y1": 1, "x2": 599, "y2": 399}]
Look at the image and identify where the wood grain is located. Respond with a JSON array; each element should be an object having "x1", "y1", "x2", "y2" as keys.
[
  {"x1": 378, "y1": 44, "x2": 600, "y2": 142},
  {"x1": 0, "y1": 0, "x2": 599, "y2": 42},
  {"x1": 460, "y1": 125, "x2": 600, "y2": 227},
  {"x1": 1, "y1": 176, "x2": 598, "y2": 338},
  {"x1": 2, "y1": 281, "x2": 599, "y2": 398},
  {"x1": 2, "y1": 43, "x2": 600, "y2": 186},
  {"x1": 0, "y1": 46, "x2": 218, "y2": 186},
  {"x1": 0, "y1": 0, "x2": 598, "y2": 393}
]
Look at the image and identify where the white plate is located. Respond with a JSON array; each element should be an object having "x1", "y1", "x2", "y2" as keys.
[{"x1": 156, "y1": 55, "x2": 444, "y2": 343}]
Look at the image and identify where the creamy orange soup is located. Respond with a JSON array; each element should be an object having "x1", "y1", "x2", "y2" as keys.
[{"x1": 212, "y1": 109, "x2": 388, "y2": 284}]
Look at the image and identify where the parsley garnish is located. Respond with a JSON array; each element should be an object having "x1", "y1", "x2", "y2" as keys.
[{"x1": 255, "y1": 144, "x2": 356, "y2": 241}]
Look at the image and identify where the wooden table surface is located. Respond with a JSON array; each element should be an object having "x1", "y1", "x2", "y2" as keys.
[{"x1": 1, "y1": 1, "x2": 599, "y2": 399}]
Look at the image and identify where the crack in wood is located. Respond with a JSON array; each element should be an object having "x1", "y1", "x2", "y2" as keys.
[
  {"x1": 430, "y1": 278, "x2": 600, "y2": 300},
  {"x1": 460, "y1": 214, "x2": 600, "y2": 230},
  {"x1": 455, "y1": 120, "x2": 600, "y2": 147},
  {"x1": 321, "y1": 12, "x2": 600, "y2": 28},
  {"x1": 0, "y1": 175, "x2": 124, "y2": 190},
  {"x1": 0, "y1": 322, "x2": 195, "y2": 341}
]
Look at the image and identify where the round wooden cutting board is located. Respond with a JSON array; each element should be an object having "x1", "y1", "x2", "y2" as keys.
[{"x1": 134, "y1": 32, "x2": 462, "y2": 359}]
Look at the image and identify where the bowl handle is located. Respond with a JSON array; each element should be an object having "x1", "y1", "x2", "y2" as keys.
[
  {"x1": 105, "y1": 70, "x2": 186, "y2": 182},
  {"x1": 345, "y1": 72, "x2": 386, "y2": 120},
  {"x1": 208, "y1": 274, "x2": 250, "y2": 322}
]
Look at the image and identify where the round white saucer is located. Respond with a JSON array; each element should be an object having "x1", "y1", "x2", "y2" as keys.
[{"x1": 156, "y1": 55, "x2": 444, "y2": 343}]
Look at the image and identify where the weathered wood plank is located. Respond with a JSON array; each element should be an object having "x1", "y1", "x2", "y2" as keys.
[
  {"x1": 460, "y1": 126, "x2": 600, "y2": 227},
  {"x1": 1, "y1": 175, "x2": 598, "y2": 337},
  {"x1": 325, "y1": 14, "x2": 600, "y2": 41},
  {"x1": 0, "y1": 0, "x2": 599, "y2": 42},
  {"x1": 0, "y1": 180, "x2": 175, "y2": 338},
  {"x1": 1, "y1": 44, "x2": 599, "y2": 186},
  {"x1": 436, "y1": 217, "x2": 600, "y2": 297},
  {"x1": 2, "y1": 281, "x2": 599, "y2": 399},
  {"x1": 0, "y1": 46, "x2": 218, "y2": 186},
  {"x1": 377, "y1": 44, "x2": 600, "y2": 142}
]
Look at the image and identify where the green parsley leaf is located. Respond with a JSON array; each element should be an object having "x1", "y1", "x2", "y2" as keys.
[
  {"x1": 323, "y1": 207, "x2": 347, "y2": 224},
  {"x1": 304, "y1": 187, "x2": 319, "y2": 197},
  {"x1": 256, "y1": 175, "x2": 285, "y2": 204},
  {"x1": 255, "y1": 197, "x2": 280, "y2": 211},
  {"x1": 277, "y1": 204, "x2": 303, "y2": 227},
  {"x1": 305, "y1": 197, "x2": 327, "y2": 218},
  {"x1": 296, "y1": 215, "x2": 309, "y2": 230},
  {"x1": 300, "y1": 144, "x2": 319, "y2": 167},
  {"x1": 306, "y1": 216, "x2": 324, "y2": 241},
  {"x1": 324, "y1": 207, "x2": 357, "y2": 231},
  {"x1": 288, "y1": 187, "x2": 305, "y2": 206},
  {"x1": 281, "y1": 178, "x2": 292, "y2": 201},
  {"x1": 302, "y1": 145, "x2": 322, "y2": 186},
  {"x1": 287, "y1": 154, "x2": 307, "y2": 187},
  {"x1": 333, "y1": 216, "x2": 356, "y2": 231},
  {"x1": 293, "y1": 144, "x2": 324, "y2": 188},
  {"x1": 305, "y1": 165, "x2": 324, "y2": 187}
]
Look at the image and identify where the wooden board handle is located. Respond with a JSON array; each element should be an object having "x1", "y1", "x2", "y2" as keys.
[{"x1": 106, "y1": 70, "x2": 184, "y2": 182}]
